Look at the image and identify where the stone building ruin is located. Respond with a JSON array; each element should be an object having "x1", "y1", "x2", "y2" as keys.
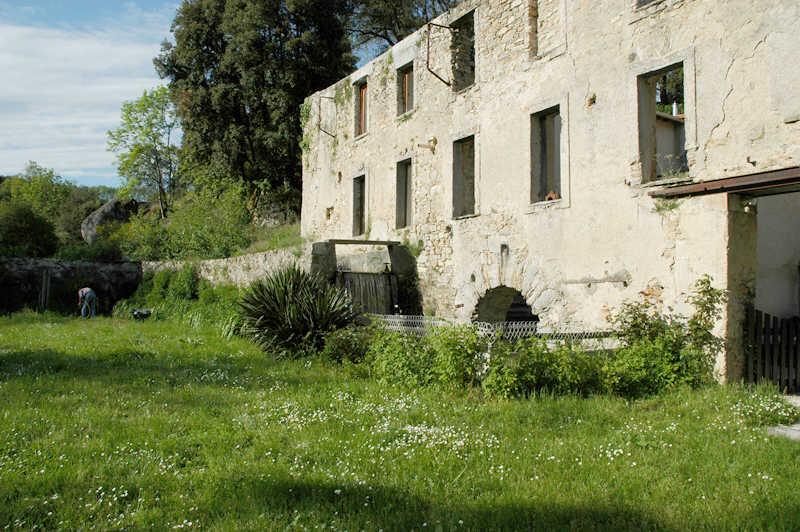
[{"x1": 301, "y1": 0, "x2": 800, "y2": 381}]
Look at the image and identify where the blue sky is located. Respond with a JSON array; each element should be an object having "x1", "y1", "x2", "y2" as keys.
[{"x1": 0, "y1": 1, "x2": 178, "y2": 187}]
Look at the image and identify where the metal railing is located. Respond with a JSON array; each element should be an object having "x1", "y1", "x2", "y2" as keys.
[{"x1": 369, "y1": 314, "x2": 618, "y2": 350}]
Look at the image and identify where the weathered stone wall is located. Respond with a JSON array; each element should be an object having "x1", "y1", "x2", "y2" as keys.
[
  {"x1": 0, "y1": 258, "x2": 142, "y2": 315},
  {"x1": 143, "y1": 247, "x2": 310, "y2": 287},
  {"x1": 302, "y1": 0, "x2": 800, "y2": 379}
]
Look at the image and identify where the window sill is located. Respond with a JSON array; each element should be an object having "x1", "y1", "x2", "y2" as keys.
[
  {"x1": 354, "y1": 132, "x2": 369, "y2": 142},
  {"x1": 396, "y1": 109, "x2": 415, "y2": 122},
  {"x1": 638, "y1": 173, "x2": 691, "y2": 188},
  {"x1": 452, "y1": 213, "x2": 479, "y2": 221},
  {"x1": 525, "y1": 199, "x2": 564, "y2": 213},
  {"x1": 452, "y1": 83, "x2": 476, "y2": 96}
]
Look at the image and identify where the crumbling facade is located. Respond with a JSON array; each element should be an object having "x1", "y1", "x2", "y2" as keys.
[{"x1": 302, "y1": 0, "x2": 800, "y2": 380}]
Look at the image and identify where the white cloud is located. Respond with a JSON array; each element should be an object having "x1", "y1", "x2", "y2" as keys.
[{"x1": 0, "y1": 5, "x2": 176, "y2": 185}]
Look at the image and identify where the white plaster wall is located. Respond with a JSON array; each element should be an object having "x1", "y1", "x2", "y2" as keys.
[
  {"x1": 756, "y1": 193, "x2": 800, "y2": 317},
  {"x1": 301, "y1": 0, "x2": 799, "y2": 339}
]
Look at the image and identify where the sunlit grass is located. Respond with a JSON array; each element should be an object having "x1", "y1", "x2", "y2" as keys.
[
  {"x1": 239, "y1": 223, "x2": 303, "y2": 256},
  {"x1": 1, "y1": 312, "x2": 799, "y2": 530}
]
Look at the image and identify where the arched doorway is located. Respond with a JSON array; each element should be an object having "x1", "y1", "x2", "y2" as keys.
[{"x1": 473, "y1": 286, "x2": 538, "y2": 323}]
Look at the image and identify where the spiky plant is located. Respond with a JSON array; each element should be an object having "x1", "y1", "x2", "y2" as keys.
[{"x1": 239, "y1": 264, "x2": 356, "y2": 355}]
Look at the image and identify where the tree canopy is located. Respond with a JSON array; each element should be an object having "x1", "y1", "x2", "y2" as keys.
[
  {"x1": 108, "y1": 86, "x2": 180, "y2": 219},
  {"x1": 349, "y1": 0, "x2": 457, "y2": 51},
  {"x1": 155, "y1": 0, "x2": 355, "y2": 211}
]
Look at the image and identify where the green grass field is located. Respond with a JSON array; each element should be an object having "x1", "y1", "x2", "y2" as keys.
[{"x1": 2, "y1": 313, "x2": 800, "y2": 530}]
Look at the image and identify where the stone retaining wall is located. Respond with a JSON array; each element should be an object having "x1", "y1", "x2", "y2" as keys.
[
  {"x1": 142, "y1": 246, "x2": 310, "y2": 287},
  {"x1": 0, "y1": 258, "x2": 142, "y2": 315}
]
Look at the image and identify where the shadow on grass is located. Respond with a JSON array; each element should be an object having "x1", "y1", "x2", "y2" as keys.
[
  {"x1": 0, "y1": 348, "x2": 338, "y2": 392},
  {"x1": 206, "y1": 476, "x2": 674, "y2": 531}
]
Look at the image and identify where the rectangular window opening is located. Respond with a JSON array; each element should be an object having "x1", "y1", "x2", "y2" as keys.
[
  {"x1": 638, "y1": 63, "x2": 687, "y2": 182},
  {"x1": 355, "y1": 80, "x2": 368, "y2": 136},
  {"x1": 529, "y1": 0, "x2": 539, "y2": 55},
  {"x1": 353, "y1": 175, "x2": 366, "y2": 236},
  {"x1": 531, "y1": 106, "x2": 562, "y2": 203},
  {"x1": 453, "y1": 136, "x2": 476, "y2": 218},
  {"x1": 451, "y1": 11, "x2": 475, "y2": 91},
  {"x1": 396, "y1": 159, "x2": 412, "y2": 229},
  {"x1": 397, "y1": 64, "x2": 414, "y2": 115}
]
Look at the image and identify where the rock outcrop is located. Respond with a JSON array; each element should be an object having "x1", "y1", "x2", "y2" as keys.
[{"x1": 81, "y1": 198, "x2": 140, "y2": 243}]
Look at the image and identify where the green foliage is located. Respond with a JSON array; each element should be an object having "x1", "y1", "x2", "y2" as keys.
[
  {"x1": 239, "y1": 265, "x2": 356, "y2": 355},
  {"x1": 350, "y1": 0, "x2": 457, "y2": 51},
  {"x1": 606, "y1": 275, "x2": 726, "y2": 398},
  {"x1": 239, "y1": 223, "x2": 303, "y2": 255},
  {"x1": 320, "y1": 325, "x2": 376, "y2": 364},
  {"x1": 428, "y1": 325, "x2": 486, "y2": 387},
  {"x1": 114, "y1": 267, "x2": 241, "y2": 337},
  {"x1": 0, "y1": 202, "x2": 58, "y2": 258},
  {"x1": 54, "y1": 240, "x2": 123, "y2": 263},
  {"x1": 155, "y1": 0, "x2": 355, "y2": 209},
  {"x1": 107, "y1": 86, "x2": 180, "y2": 218},
  {"x1": 113, "y1": 186, "x2": 251, "y2": 261},
  {"x1": 483, "y1": 339, "x2": 604, "y2": 399},
  {"x1": 366, "y1": 330, "x2": 435, "y2": 388}
]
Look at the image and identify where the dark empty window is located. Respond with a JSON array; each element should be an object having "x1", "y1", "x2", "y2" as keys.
[
  {"x1": 453, "y1": 136, "x2": 476, "y2": 217},
  {"x1": 396, "y1": 159, "x2": 412, "y2": 228},
  {"x1": 637, "y1": 63, "x2": 687, "y2": 182},
  {"x1": 355, "y1": 80, "x2": 368, "y2": 136},
  {"x1": 353, "y1": 175, "x2": 365, "y2": 236},
  {"x1": 451, "y1": 11, "x2": 475, "y2": 91},
  {"x1": 397, "y1": 64, "x2": 414, "y2": 115},
  {"x1": 531, "y1": 106, "x2": 562, "y2": 203}
]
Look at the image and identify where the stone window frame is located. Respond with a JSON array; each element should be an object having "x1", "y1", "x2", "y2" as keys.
[
  {"x1": 525, "y1": 94, "x2": 571, "y2": 213},
  {"x1": 353, "y1": 76, "x2": 369, "y2": 139},
  {"x1": 396, "y1": 61, "x2": 415, "y2": 117},
  {"x1": 351, "y1": 171, "x2": 369, "y2": 237},
  {"x1": 528, "y1": 0, "x2": 569, "y2": 61},
  {"x1": 395, "y1": 157, "x2": 413, "y2": 230},
  {"x1": 449, "y1": 8, "x2": 477, "y2": 94},
  {"x1": 451, "y1": 128, "x2": 481, "y2": 220},
  {"x1": 631, "y1": 49, "x2": 697, "y2": 187}
]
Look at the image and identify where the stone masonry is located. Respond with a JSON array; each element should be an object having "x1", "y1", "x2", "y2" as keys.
[{"x1": 301, "y1": 0, "x2": 800, "y2": 381}]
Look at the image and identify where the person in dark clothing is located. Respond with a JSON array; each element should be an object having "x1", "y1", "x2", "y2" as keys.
[{"x1": 78, "y1": 287, "x2": 97, "y2": 318}]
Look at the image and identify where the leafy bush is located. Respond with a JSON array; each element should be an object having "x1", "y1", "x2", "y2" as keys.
[
  {"x1": 606, "y1": 275, "x2": 725, "y2": 398},
  {"x1": 366, "y1": 330, "x2": 435, "y2": 388},
  {"x1": 320, "y1": 325, "x2": 376, "y2": 364},
  {"x1": 54, "y1": 240, "x2": 122, "y2": 262},
  {"x1": 239, "y1": 265, "x2": 356, "y2": 355},
  {"x1": 0, "y1": 202, "x2": 59, "y2": 257},
  {"x1": 428, "y1": 325, "x2": 487, "y2": 387},
  {"x1": 167, "y1": 264, "x2": 200, "y2": 300},
  {"x1": 113, "y1": 268, "x2": 241, "y2": 337},
  {"x1": 484, "y1": 339, "x2": 577, "y2": 399}
]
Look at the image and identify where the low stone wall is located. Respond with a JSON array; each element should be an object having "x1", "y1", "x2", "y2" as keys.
[
  {"x1": 142, "y1": 247, "x2": 310, "y2": 287},
  {"x1": 0, "y1": 258, "x2": 142, "y2": 315}
]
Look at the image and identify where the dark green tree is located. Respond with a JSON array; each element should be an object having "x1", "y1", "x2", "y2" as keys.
[
  {"x1": 0, "y1": 203, "x2": 59, "y2": 258},
  {"x1": 348, "y1": 0, "x2": 456, "y2": 51},
  {"x1": 155, "y1": 0, "x2": 355, "y2": 212}
]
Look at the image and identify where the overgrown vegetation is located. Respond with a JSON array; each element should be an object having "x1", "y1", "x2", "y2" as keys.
[
  {"x1": 2, "y1": 313, "x2": 800, "y2": 530},
  {"x1": 239, "y1": 265, "x2": 356, "y2": 354},
  {"x1": 114, "y1": 265, "x2": 242, "y2": 337}
]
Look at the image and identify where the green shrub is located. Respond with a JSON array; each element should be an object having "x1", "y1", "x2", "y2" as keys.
[
  {"x1": 320, "y1": 325, "x2": 376, "y2": 364},
  {"x1": 428, "y1": 325, "x2": 486, "y2": 387},
  {"x1": 0, "y1": 202, "x2": 58, "y2": 257},
  {"x1": 366, "y1": 330, "x2": 435, "y2": 388},
  {"x1": 55, "y1": 240, "x2": 122, "y2": 262},
  {"x1": 606, "y1": 275, "x2": 725, "y2": 398},
  {"x1": 147, "y1": 270, "x2": 173, "y2": 306},
  {"x1": 239, "y1": 264, "x2": 356, "y2": 355},
  {"x1": 167, "y1": 264, "x2": 200, "y2": 300}
]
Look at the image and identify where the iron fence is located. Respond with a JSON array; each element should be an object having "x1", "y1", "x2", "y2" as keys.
[{"x1": 369, "y1": 314, "x2": 618, "y2": 351}]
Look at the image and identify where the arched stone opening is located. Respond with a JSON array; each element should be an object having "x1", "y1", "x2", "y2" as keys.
[{"x1": 473, "y1": 286, "x2": 538, "y2": 323}]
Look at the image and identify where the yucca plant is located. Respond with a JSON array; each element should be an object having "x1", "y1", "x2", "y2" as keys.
[{"x1": 239, "y1": 264, "x2": 357, "y2": 355}]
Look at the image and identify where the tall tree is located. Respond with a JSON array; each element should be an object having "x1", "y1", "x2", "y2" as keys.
[
  {"x1": 348, "y1": 0, "x2": 457, "y2": 52},
  {"x1": 108, "y1": 86, "x2": 180, "y2": 219},
  {"x1": 155, "y1": 0, "x2": 355, "y2": 212}
]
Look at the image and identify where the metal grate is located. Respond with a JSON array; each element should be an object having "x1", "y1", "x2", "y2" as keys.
[{"x1": 370, "y1": 314, "x2": 617, "y2": 350}]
